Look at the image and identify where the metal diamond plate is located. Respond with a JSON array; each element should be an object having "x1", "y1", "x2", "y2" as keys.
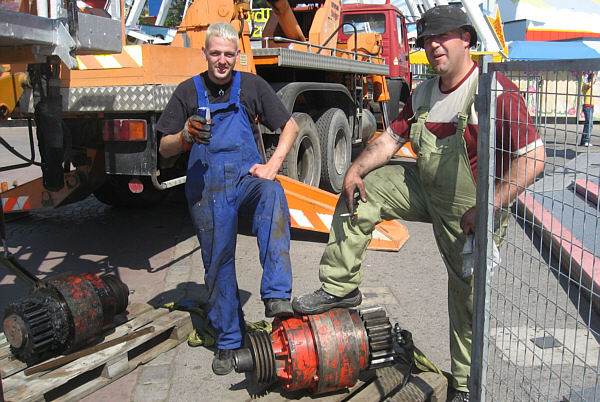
[
  {"x1": 252, "y1": 48, "x2": 389, "y2": 76},
  {"x1": 20, "y1": 85, "x2": 178, "y2": 114}
]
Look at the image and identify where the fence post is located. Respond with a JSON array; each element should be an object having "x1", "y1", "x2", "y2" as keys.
[{"x1": 470, "y1": 53, "x2": 494, "y2": 401}]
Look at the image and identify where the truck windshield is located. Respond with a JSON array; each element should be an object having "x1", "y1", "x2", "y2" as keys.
[{"x1": 342, "y1": 13, "x2": 386, "y2": 35}]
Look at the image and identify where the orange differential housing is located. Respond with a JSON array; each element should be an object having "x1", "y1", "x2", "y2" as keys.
[{"x1": 234, "y1": 306, "x2": 395, "y2": 394}]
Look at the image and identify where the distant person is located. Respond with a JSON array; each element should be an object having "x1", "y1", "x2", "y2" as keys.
[
  {"x1": 292, "y1": 6, "x2": 545, "y2": 401},
  {"x1": 581, "y1": 71, "x2": 596, "y2": 147},
  {"x1": 157, "y1": 22, "x2": 299, "y2": 376}
]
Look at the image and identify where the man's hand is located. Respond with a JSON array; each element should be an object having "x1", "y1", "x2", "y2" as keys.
[
  {"x1": 337, "y1": 129, "x2": 402, "y2": 219},
  {"x1": 182, "y1": 115, "x2": 213, "y2": 146},
  {"x1": 460, "y1": 206, "x2": 477, "y2": 235},
  {"x1": 341, "y1": 169, "x2": 367, "y2": 219},
  {"x1": 249, "y1": 117, "x2": 299, "y2": 181},
  {"x1": 249, "y1": 163, "x2": 279, "y2": 181}
]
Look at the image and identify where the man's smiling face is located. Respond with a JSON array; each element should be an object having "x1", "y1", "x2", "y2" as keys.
[
  {"x1": 203, "y1": 36, "x2": 240, "y2": 85},
  {"x1": 423, "y1": 28, "x2": 470, "y2": 80}
]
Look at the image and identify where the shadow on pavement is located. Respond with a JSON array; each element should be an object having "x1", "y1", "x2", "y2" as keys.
[{"x1": 0, "y1": 189, "x2": 193, "y2": 332}]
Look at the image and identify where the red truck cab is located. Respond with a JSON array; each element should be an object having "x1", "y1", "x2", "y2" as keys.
[{"x1": 339, "y1": 2, "x2": 412, "y2": 119}]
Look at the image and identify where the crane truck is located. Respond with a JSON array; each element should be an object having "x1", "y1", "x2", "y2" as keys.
[{"x1": 0, "y1": 0, "x2": 412, "y2": 229}]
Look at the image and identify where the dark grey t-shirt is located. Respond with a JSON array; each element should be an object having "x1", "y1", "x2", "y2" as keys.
[{"x1": 156, "y1": 71, "x2": 291, "y2": 143}]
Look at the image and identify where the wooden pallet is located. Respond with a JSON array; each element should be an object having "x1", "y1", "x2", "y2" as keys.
[
  {"x1": 0, "y1": 303, "x2": 192, "y2": 402},
  {"x1": 226, "y1": 363, "x2": 448, "y2": 402}
]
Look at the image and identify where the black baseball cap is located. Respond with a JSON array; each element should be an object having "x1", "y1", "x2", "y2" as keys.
[{"x1": 415, "y1": 5, "x2": 477, "y2": 48}]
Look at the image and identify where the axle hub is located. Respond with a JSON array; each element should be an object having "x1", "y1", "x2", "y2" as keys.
[{"x1": 234, "y1": 306, "x2": 395, "y2": 394}]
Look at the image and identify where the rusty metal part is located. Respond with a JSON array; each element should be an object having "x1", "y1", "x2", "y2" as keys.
[
  {"x1": 2, "y1": 272, "x2": 129, "y2": 360},
  {"x1": 3, "y1": 314, "x2": 26, "y2": 348},
  {"x1": 360, "y1": 306, "x2": 395, "y2": 368},
  {"x1": 3, "y1": 291, "x2": 61, "y2": 359},
  {"x1": 233, "y1": 306, "x2": 395, "y2": 395}
]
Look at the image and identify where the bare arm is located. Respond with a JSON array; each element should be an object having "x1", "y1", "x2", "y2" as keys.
[
  {"x1": 493, "y1": 144, "x2": 546, "y2": 211},
  {"x1": 159, "y1": 130, "x2": 187, "y2": 159},
  {"x1": 249, "y1": 117, "x2": 299, "y2": 180},
  {"x1": 342, "y1": 130, "x2": 405, "y2": 213},
  {"x1": 460, "y1": 144, "x2": 546, "y2": 234}
]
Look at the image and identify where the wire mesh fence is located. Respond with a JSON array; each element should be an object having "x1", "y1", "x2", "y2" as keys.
[
  {"x1": 472, "y1": 58, "x2": 600, "y2": 401},
  {"x1": 410, "y1": 62, "x2": 436, "y2": 89}
]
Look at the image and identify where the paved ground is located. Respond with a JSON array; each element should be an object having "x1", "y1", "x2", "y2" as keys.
[
  {"x1": 1, "y1": 124, "x2": 599, "y2": 401},
  {"x1": 0, "y1": 188, "x2": 452, "y2": 401},
  {"x1": 0, "y1": 125, "x2": 453, "y2": 400}
]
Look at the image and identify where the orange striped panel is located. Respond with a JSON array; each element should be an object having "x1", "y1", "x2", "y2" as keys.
[
  {"x1": 77, "y1": 46, "x2": 143, "y2": 70},
  {"x1": 395, "y1": 142, "x2": 417, "y2": 158},
  {"x1": 2, "y1": 196, "x2": 31, "y2": 212}
]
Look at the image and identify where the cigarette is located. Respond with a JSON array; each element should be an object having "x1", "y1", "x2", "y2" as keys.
[{"x1": 340, "y1": 212, "x2": 358, "y2": 217}]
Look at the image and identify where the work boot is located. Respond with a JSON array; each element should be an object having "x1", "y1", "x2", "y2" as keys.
[
  {"x1": 449, "y1": 390, "x2": 470, "y2": 402},
  {"x1": 212, "y1": 348, "x2": 234, "y2": 375},
  {"x1": 292, "y1": 288, "x2": 362, "y2": 315},
  {"x1": 264, "y1": 298, "x2": 294, "y2": 318}
]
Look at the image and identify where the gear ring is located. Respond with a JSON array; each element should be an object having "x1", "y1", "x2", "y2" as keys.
[{"x1": 359, "y1": 306, "x2": 396, "y2": 369}]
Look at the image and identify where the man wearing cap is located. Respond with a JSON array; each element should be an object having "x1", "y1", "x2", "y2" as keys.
[{"x1": 292, "y1": 5, "x2": 545, "y2": 401}]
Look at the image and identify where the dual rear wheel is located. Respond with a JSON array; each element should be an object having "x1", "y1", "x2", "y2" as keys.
[{"x1": 267, "y1": 108, "x2": 351, "y2": 194}]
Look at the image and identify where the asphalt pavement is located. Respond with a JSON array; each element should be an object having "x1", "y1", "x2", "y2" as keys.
[
  {"x1": 0, "y1": 172, "x2": 452, "y2": 401},
  {"x1": 0, "y1": 123, "x2": 598, "y2": 401}
]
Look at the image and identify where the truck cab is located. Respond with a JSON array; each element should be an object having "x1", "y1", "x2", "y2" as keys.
[{"x1": 339, "y1": 2, "x2": 412, "y2": 120}]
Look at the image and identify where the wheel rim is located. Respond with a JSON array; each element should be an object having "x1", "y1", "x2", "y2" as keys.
[
  {"x1": 297, "y1": 135, "x2": 317, "y2": 184},
  {"x1": 333, "y1": 127, "x2": 349, "y2": 176}
]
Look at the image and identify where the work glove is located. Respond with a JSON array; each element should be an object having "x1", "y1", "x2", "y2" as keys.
[{"x1": 180, "y1": 115, "x2": 213, "y2": 150}]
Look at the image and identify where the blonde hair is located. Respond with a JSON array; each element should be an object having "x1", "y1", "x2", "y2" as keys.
[{"x1": 206, "y1": 21, "x2": 239, "y2": 49}]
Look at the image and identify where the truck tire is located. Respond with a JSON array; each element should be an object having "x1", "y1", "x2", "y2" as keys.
[
  {"x1": 279, "y1": 112, "x2": 321, "y2": 187},
  {"x1": 316, "y1": 108, "x2": 351, "y2": 194},
  {"x1": 93, "y1": 175, "x2": 169, "y2": 207},
  {"x1": 263, "y1": 113, "x2": 321, "y2": 187}
]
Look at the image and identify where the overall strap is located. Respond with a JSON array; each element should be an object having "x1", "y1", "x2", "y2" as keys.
[
  {"x1": 408, "y1": 78, "x2": 436, "y2": 148},
  {"x1": 192, "y1": 75, "x2": 209, "y2": 108},
  {"x1": 417, "y1": 78, "x2": 437, "y2": 122},
  {"x1": 229, "y1": 71, "x2": 241, "y2": 104},
  {"x1": 455, "y1": 75, "x2": 479, "y2": 137}
]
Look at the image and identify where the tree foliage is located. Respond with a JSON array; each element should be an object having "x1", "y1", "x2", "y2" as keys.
[{"x1": 164, "y1": 0, "x2": 186, "y2": 27}]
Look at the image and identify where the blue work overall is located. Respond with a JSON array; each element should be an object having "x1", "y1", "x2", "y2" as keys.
[{"x1": 185, "y1": 71, "x2": 292, "y2": 350}]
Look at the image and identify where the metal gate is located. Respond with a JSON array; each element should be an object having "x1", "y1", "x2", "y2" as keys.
[{"x1": 471, "y1": 57, "x2": 600, "y2": 401}]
